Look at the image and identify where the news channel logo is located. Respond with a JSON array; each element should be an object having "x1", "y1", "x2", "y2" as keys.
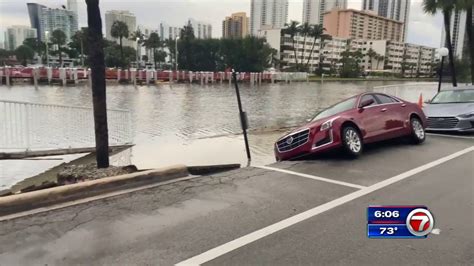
[{"x1": 367, "y1": 205, "x2": 435, "y2": 239}]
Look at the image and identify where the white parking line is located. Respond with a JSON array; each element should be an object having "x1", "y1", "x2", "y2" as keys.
[
  {"x1": 427, "y1": 133, "x2": 474, "y2": 139},
  {"x1": 256, "y1": 165, "x2": 366, "y2": 189},
  {"x1": 176, "y1": 146, "x2": 474, "y2": 266}
]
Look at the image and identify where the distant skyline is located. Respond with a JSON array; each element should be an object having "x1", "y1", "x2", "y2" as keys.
[{"x1": 0, "y1": 0, "x2": 442, "y2": 47}]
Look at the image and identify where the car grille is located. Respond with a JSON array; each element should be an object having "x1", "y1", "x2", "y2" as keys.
[
  {"x1": 277, "y1": 129, "x2": 310, "y2": 152},
  {"x1": 427, "y1": 117, "x2": 459, "y2": 129}
]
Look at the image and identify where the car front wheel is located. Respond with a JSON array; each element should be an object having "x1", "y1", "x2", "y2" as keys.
[
  {"x1": 410, "y1": 117, "x2": 426, "y2": 144},
  {"x1": 342, "y1": 126, "x2": 363, "y2": 157}
]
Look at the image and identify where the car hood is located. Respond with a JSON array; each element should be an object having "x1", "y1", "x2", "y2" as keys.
[
  {"x1": 277, "y1": 115, "x2": 338, "y2": 141},
  {"x1": 423, "y1": 103, "x2": 474, "y2": 117}
]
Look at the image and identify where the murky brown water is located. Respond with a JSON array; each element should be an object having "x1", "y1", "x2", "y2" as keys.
[{"x1": 0, "y1": 81, "x2": 439, "y2": 188}]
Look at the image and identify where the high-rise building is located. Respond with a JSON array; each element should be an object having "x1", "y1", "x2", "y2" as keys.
[
  {"x1": 105, "y1": 10, "x2": 137, "y2": 48},
  {"x1": 302, "y1": 0, "x2": 347, "y2": 25},
  {"x1": 223, "y1": 12, "x2": 250, "y2": 38},
  {"x1": 186, "y1": 18, "x2": 212, "y2": 39},
  {"x1": 4, "y1": 25, "x2": 37, "y2": 50},
  {"x1": 250, "y1": 0, "x2": 288, "y2": 36},
  {"x1": 440, "y1": 10, "x2": 468, "y2": 59},
  {"x1": 67, "y1": 0, "x2": 78, "y2": 15},
  {"x1": 361, "y1": 0, "x2": 410, "y2": 42},
  {"x1": 27, "y1": 2, "x2": 78, "y2": 42},
  {"x1": 67, "y1": 0, "x2": 79, "y2": 25},
  {"x1": 159, "y1": 22, "x2": 181, "y2": 41},
  {"x1": 323, "y1": 9, "x2": 404, "y2": 42}
]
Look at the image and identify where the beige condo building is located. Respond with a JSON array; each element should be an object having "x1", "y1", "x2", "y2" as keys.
[{"x1": 323, "y1": 9, "x2": 404, "y2": 42}]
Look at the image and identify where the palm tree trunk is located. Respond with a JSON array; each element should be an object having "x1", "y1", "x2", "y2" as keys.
[
  {"x1": 443, "y1": 10, "x2": 457, "y2": 86},
  {"x1": 59, "y1": 45, "x2": 63, "y2": 67},
  {"x1": 86, "y1": 0, "x2": 110, "y2": 168},
  {"x1": 292, "y1": 38, "x2": 298, "y2": 71},
  {"x1": 319, "y1": 42, "x2": 324, "y2": 74},
  {"x1": 119, "y1": 36, "x2": 124, "y2": 67},
  {"x1": 305, "y1": 39, "x2": 317, "y2": 69},
  {"x1": 466, "y1": 6, "x2": 473, "y2": 84},
  {"x1": 153, "y1": 49, "x2": 157, "y2": 69},
  {"x1": 302, "y1": 34, "x2": 307, "y2": 70}
]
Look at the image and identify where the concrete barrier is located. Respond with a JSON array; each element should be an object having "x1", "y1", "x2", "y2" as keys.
[
  {"x1": 0, "y1": 164, "x2": 189, "y2": 216},
  {"x1": 188, "y1": 164, "x2": 240, "y2": 175}
]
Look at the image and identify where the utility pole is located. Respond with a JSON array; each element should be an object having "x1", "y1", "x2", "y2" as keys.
[{"x1": 232, "y1": 69, "x2": 251, "y2": 161}]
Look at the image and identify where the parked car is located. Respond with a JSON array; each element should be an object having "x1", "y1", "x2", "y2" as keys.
[
  {"x1": 423, "y1": 87, "x2": 474, "y2": 132},
  {"x1": 274, "y1": 92, "x2": 427, "y2": 161}
]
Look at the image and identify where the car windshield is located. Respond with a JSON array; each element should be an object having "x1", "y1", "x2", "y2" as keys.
[
  {"x1": 312, "y1": 97, "x2": 357, "y2": 121},
  {"x1": 431, "y1": 90, "x2": 474, "y2": 104}
]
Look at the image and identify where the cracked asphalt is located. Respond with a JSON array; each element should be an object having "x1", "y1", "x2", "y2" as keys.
[{"x1": 0, "y1": 135, "x2": 473, "y2": 265}]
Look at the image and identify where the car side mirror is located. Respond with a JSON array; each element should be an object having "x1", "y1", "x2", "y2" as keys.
[
  {"x1": 359, "y1": 98, "x2": 374, "y2": 109},
  {"x1": 424, "y1": 99, "x2": 431, "y2": 104}
]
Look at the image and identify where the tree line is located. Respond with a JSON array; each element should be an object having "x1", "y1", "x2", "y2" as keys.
[
  {"x1": 176, "y1": 23, "x2": 275, "y2": 72},
  {"x1": 1, "y1": 21, "x2": 275, "y2": 72},
  {"x1": 282, "y1": 0, "x2": 473, "y2": 84}
]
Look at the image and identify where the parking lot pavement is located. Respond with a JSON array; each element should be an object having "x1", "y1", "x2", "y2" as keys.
[
  {"x1": 0, "y1": 167, "x2": 356, "y2": 265},
  {"x1": 0, "y1": 134, "x2": 472, "y2": 265},
  {"x1": 270, "y1": 135, "x2": 474, "y2": 186},
  {"x1": 208, "y1": 152, "x2": 474, "y2": 265}
]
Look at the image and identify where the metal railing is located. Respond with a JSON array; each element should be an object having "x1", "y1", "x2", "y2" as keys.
[{"x1": 0, "y1": 100, "x2": 132, "y2": 151}]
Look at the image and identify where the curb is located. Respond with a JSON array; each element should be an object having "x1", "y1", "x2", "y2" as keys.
[
  {"x1": 0, "y1": 164, "x2": 188, "y2": 216},
  {"x1": 188, "y1": 164, "x2": 241, "y2": 175}
]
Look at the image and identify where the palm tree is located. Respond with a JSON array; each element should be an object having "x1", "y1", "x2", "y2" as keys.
[
  {"x1": 298, "y1": 22, "x2": 311, "y2": 70},
  {"x1": 423, "y1": 0, "x2": 457, "y2": 86},
  {"x1": 180, "y1": 23, "x2": 195, "y2": 40},
  {"x1": 376, "y1": 55, "x2": 385, "y2": 70},
  {"x1": 366, "y1": 48, "x2": 377, "y2": 70},
  {"x1": 86, "y1": 0, "x2": 109, "y2": 168},
  {"x1": 72, "y1": 29, "x2": 87, "y2": 66},
  {"x1": 50, "y1": 29, "x2": 67, "y2": 67},
  {"x1": 304, "y1": 24, "x2": 324, "y2": 69},
  {"x1": 23, "y1": 38, "x2": 46, "y2": 62},
  {"x1": 130, "y1": 28, "x2": 145, "y2": 66},
  {"x1": 144, "y1": 32, "x2": 161, "y2": 69},
  {"x1": 283, "y1": 21, "x2": 300, "y2": 71},
  {"x1": 110, "y1": 20, "x2": 129, "y2": 67},
  {"x1": 457, "y1": 0, "x2": 473, "y2": 83},
  {"x1": 317, "y1": 34, "x2": 332, "y2": 74}
]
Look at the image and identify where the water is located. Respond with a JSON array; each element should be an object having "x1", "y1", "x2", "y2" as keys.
[{"x1": 0, "y1": 81, "x2": 437, "y2": 188}]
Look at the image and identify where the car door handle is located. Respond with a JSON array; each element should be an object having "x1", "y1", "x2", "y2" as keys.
[
  {"x1": 401, "y1": 104, "x2": 407, "y2": 107},
  {"x1": 381, "y1": 108, "x2": 388, "y2": 112}
]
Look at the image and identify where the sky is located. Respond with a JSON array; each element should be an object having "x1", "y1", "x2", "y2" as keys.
[{"x1": 0, "y1": 0, "x2": 443, "y2": 47}]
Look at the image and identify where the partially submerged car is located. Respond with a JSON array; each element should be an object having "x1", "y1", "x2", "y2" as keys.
[
  {"x1": 424, "y1": 87, "x2": 474, "y2": 132},
  {"x1": 274, "y1": 92, "x2": 427, "y2": 161}
]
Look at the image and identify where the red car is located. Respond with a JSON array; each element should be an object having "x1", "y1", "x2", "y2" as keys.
[{"x1": 274, "y1": 92, "x2": 427, "y2": 161}]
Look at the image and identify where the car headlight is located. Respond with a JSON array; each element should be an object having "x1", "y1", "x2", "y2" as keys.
[
  {"x1": 321, "y1": 120, "x2": 333, "y2": 131},
  {"x1": 459, "y1": 112, "x2": 474, "y2": 118}
]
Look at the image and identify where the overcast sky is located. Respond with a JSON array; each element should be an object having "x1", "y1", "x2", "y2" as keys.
[{"x1": 0, "y1": 0, "x2": 442, "y2": 47}]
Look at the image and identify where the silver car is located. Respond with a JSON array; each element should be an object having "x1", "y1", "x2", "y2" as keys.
[{"x1": 423, "y1": 87, "x2": 474, "y2": 132}]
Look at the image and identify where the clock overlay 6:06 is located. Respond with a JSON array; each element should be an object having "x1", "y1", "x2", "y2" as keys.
[{"x1": 367, "y1": 205, "x2": 435, "y2": 238}]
